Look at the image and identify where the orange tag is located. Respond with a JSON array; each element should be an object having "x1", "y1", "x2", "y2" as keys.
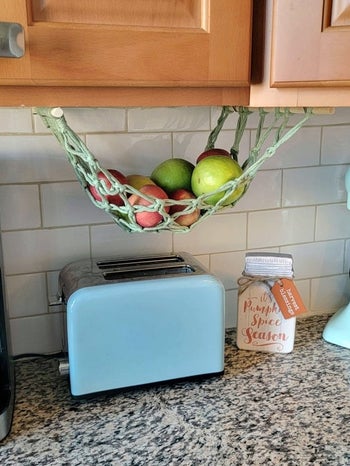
[{"x1": 271, "y1": 278, "x2": 307, "y2": 319}]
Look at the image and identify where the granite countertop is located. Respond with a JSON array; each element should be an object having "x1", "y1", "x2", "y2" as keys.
[{"x1": 1, "y1": 315, "x2": 349, "y2": 466}]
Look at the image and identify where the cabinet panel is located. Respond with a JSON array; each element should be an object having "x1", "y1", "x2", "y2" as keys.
[
  {"x1": 31, "y1": 0, "x2": 203, "y2": 29},
  {"x1": 0, "y1": 85, "x2": 250, "y2": 107},
  {"x1": 1, "y1": 0, "x2": 252, "y2": 88},
  {"x1": 0, "y1": 3, "x2": 31, "y2": 83},
  {"x1": 249, "y1": 0, "x2": 350, "y2": 107},
  {"x1": 271, "y1": 0, "x2": 350, "y2": 87},
  {"x1": 329, "y1": 0, "x2": 350, "y2": 27}
]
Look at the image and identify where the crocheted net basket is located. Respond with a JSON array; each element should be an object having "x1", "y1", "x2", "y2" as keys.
[{"x1": 36, "y1": 106, "x2": 313, "y2": 233}]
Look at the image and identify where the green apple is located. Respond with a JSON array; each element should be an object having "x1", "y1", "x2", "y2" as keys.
[{"x1": 191, "y1": 156, "x2": 243, "y2": 205}]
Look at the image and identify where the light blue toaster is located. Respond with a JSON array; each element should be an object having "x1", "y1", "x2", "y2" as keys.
[{"x1": 59, "y1": 252, "x2": 225, "y2": 397}]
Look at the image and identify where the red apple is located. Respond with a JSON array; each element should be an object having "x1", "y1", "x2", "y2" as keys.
[
  {"x1": 128, "y1": 184, "x2": 169, "y2": 228},
  {"x1": 170, "y1": 189, "x2": 200, "y2": 226},
  {"x1": 89, "y1": 169, "x2": 128, "y2": 206},
  {"x1": 196, "y1": 148, "x2": 231, "y2": 164}
]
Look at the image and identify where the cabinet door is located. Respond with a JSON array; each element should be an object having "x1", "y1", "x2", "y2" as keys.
[
  {"x1": 1, "y1": 3, "x2": 31, "y2": 83},
  {"x1": 271, "y1": 0, "x2": 350, "y2": 87},
  {"x1": 1, "y1": 0, "x2": 252, "y2": 88}
]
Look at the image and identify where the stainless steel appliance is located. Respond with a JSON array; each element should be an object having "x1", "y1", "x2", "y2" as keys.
[
  {"x1": 0, "y1": 236, "x2": 15, "y2": 441},
  {"x1": 59, "y1": 252, "x2": 225, "y2": 397},
  {"x1": 0, "y1": 23, "x2": 21, "y2": 440}
]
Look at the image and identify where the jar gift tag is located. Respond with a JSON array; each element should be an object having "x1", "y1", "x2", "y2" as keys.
[{"x1": 271, "y1": 278, "x2": 307, "y2": 319}]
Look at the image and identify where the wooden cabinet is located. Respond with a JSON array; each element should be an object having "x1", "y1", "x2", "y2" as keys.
[
  {"x1": 250, "y1": 0, "x2": 350, "y2": 107},
  {"x1": 4, "y1": 1, "x2": 350, "y2": 108},
  {"x1": 271, "y1": 0, "x2": 350, "y2": 87},
  {"x1": 0, "y1": 0, "x2": 253, "y2": 107}
]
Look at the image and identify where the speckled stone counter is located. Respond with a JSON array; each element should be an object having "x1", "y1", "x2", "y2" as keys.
[{"x1": 1, "y1": 315, "x2": 349, "y2": 466}]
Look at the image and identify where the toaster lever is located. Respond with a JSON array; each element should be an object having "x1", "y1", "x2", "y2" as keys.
[
  {"x1": 96, "y1": 254, "x2": 184, "y2": 269},
  {"x1": 103, "y1": 263, "x2": 195, "y2": 280},
  {"x1": 58, "y1": 359, "x2": 70, "y2": 376},
  {"x1": 48, "y1": 293, "x2": 64, "y2": 307}
]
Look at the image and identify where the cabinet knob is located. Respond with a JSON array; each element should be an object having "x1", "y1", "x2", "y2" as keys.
[{"x1": 0, "y1": 22, "x2": 25, "y2": 58}]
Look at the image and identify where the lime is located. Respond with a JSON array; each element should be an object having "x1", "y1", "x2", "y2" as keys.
[
  {"x1": 151, "y1": 158, "x2": 195, "y2": 195},
  {"x1": 191, "y1": 156, "x2": 244, "y2": 205}
]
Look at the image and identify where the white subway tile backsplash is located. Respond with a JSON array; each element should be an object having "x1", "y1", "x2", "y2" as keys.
[
  {"x1": 41, "y1": 182, "x2": 108, "y2": 227},
  {"x1": 211, "y1": 107, "x2": 238, "y2": 130},
  {"x1": 294, "y1": 279, "x2": 310, "y2": 313},
  {"x1": 172, "y1": 130, "x2": 250, "y2": 166},
  {"x1": 212, "y1": 109, "x2": 317, "y2": 140},
  {"x1": 211, "y1": 247, "x2": 281, "y2": 290},
  {"x1": 1, "y1": 105, "x2": 350, "y2": 354},
  {"x1": 90, "y1": 224, "x2": 172, "y2": 258},
  {"x1": 262, "y1": 127, "x2": 321, "y2": 170},
  {"x1": 211, "y1": 106, "x2": 260, "y2": 130},
  {"x1": 213, "y1": 130, "x2": 250, "y2": 167},
  {"x1": 344, "y1": 239, "x2": 350, "y2": 273},
  {"x1": 233, "y1": 170, "x2": 282, "y2": 212},
  {"x1": 86, "y1": 133, "x2": 172, "y2": 176},
  {"x1": 282, "y1": 165, "x2": 347, "y2": 207},
  {"x1": 0, "y1": 185, "x2": 41, "y2": 230},
  {"x1": 34, "y1": 108, "x2": 126, "y2": 134},
  {"x1": 128, "y1": 107, "x2": 210, "y2": 132},
  {"x1": 173, "y1": 212, "x2": 247, "y2": 255},
  {"x1": 193, "y1": 254, "x2": 210, "y2": 270},
  {"x1": 46, "y1": 271, "x2": 61, "y2": 306},
  {"x1": 210, "y1": 251, "x2": 247, "y2": 290},
  {"x1": 304, "y1": 107, "x2": 350, "y2": 126},
  {"x1": 310, "y1": 274, "x2": 350, "y2": 313},
  {"x1": 6, "y1": 273, "x2": 48, "y2": 318},
  {"x1": 10, "y1": 313, "x2": 64, "y2": 356},
  {"x1": 0, "y1": 135, "x2": 74, "y2": 183},
  {"x1": 322, "y1": 126, "x2": 350, "y2": 165},
  {"x1": 225, "y1": 289, "x2": 238, "y2": 328},
  {"x1": 280, "y1": 240, "x2": 345, "y2": 279},
  {"x1": 172, "y1": 131, "x2": 212, "y2": 164},
  {"x1": 248, "y1": 206, "x2": 315, "y2": 249},
  {"x1": 2, "y1": 227, "x2": 90, "y2": 275},
  {"x1": 0, "y1": 108, "x2": 33, "y2": 133},
  {"x1": 316, "y1": 204, "x2": 350, "y2": 241}
]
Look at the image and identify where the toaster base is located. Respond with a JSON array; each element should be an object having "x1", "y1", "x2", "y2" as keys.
[{"x1": 69, "y1": 369, "x2": 225, "y2": 400}]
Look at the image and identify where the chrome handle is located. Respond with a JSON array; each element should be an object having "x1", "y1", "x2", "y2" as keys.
[
  {"x1": 58, "y1": 359, "x2": 70, "y2": 377},
  {"x1": 0, "y1": 22, "x2": 25, "y2": 58}
]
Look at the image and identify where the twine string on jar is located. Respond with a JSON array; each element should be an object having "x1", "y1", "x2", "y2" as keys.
[{"x1": 237, "y1": 274, "x2": 288, "y2": 295}]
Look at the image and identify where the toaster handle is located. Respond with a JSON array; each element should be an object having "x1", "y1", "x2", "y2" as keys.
[{"x1": 0, "y1": 22, "x2": 25, "y2": 58}]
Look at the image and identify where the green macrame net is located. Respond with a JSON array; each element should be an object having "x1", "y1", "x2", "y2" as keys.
[{"x1": 35, "y1": 106, "x2": 313, "y2": 233}]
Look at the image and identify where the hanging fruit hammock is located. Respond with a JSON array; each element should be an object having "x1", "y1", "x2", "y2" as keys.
[{"x1": 35, "y1": 106, "x2": 313, "y2": 233}]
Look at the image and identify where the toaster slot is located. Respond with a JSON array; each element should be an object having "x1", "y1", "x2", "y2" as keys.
[
  {"x1": 103, "y1": 263, "x2": 194, "y2": 280},
  {"x1": 97, "y1": 254, "x2": 184, "y2": 270}
]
